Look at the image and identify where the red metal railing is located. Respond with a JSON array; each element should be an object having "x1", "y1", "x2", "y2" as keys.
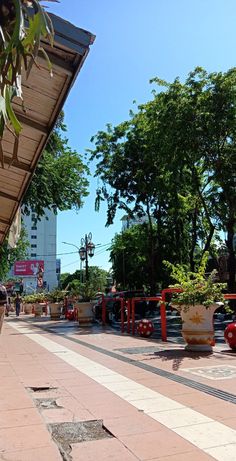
[{"x1": 101, "y1": 290, "x2": 236, "y2": 342}]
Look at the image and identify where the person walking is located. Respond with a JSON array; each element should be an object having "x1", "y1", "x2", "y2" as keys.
[
  {"x1": 0, "y1": 284, "x2": 7, "y2": 333},
  {"x1": 15, "y1": 294, "x2": 21, "y2": 317}
]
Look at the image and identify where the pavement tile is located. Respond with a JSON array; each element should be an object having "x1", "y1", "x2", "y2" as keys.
[
  {"x1": 0, "y1": 408, "x2": 43, "y2": 429},
  {"x1": 205, "y1": 443, "x2": 236, "y2": 461},
  {"x1": 104, "y1": 413, "x2": 165, "y2": 436},
  {"x1": 0, "y1": 424, "x2": 53, "y2": 452},
  {"x1": 71, "y1": 437, "x2": 140, "y2": 461},
  {"x1": 172, "y1": 391, "x2": 223, "y2": 408},
  {"x1": 190, "y1": 401, "x2": 236, "y2": 421},
  {"x1": 221, "y1": 417, "x2": 236, "y2": 429},
  {"x1": 41, "y1": 407, "x2": 76, "y2": 423},
  {"x1": 0, "y1": 390, "x2": 34, "y2": 411},
  {"x1": 119, "y1": 430, "x2": 197, "y2": 459},
  {"x1": 149, "y1": 449, "x2": 216, "y2": 460},
  {"x1": 175, "y1": 421, "x2": 236, "y2": 449},
  {"x1": 55, "y1": 395, "x2": 87, "y2": 412},
  {"x1": 89, "y1": 400, "x2": 138, "y2": 419},
  {"x1": 0, "y1": 445, "x2": 61, "y2": 460}
]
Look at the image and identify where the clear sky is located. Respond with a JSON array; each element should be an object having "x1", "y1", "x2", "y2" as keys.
[{"x1": 48, "y1": 0, "x2": 236, "y2": 274}]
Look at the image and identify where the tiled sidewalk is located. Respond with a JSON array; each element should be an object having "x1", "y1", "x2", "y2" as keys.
[{"x1": 1, "y1": 316, "x2": 236, "y2": 460}]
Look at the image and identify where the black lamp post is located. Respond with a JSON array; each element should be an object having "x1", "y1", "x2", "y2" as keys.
[
  {"x1": 62, "y1": 234, "x2": 95, "y2": 282},
  {"x1": 79, "y1": 232, "x2": 95, "y2": 281}
]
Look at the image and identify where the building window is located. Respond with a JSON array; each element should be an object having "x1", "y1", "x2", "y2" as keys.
[
  {"x1": 31, "y1": 226, "x2": 37, "y2": 230},
  {"x1": 31, "y1": 244, "x2": 37, "y2": 248},
  {"x1": 31, "y1": 235, "x2": 37, "y2": 239},
  {"x1": 31, "y1": 253, "x2": 37, "y2": 257}
]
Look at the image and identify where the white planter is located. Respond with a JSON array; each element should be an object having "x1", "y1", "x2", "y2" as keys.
[
  {"x1": 0, "y1": 306, "x2": 5, "y2": 334},
  {"x1": 178, "y1": 303, "x2": 222, "y2": 352},
  {"x1": 75, "y1": 302, "x2": 94, "y2": 326},
  {"x1": 49, "y1": 302, "x2": 62, "y2": 320}
]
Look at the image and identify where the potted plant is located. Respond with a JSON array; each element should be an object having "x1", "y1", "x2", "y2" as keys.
[
  {"x1": 70, "y1": 282, "x2": 96, "y2": 326},
  {"x1": 164, "y1": 254, "x2": 228, "y2": 351},
  {"x1": 47, "y1": 290, "x2": 65, "y2": 320},
  {"x1": 32, "y1": 292, "x2": 47, "y2": 317},
  {"x1": 22, "y1": 294, "x2": 34, "y2": 314}
]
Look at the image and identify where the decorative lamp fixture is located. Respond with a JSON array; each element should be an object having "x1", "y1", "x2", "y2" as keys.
[{"x1": 79, "y1": 246, "x2": 86, "y2": 261}]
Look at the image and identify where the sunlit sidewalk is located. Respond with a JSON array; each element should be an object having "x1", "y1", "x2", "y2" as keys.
[{"x1": 1, "y1": 315, "x2": 236, "y2": 460}]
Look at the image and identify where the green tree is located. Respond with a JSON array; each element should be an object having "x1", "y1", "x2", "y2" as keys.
[
  {"x1": 90, "y1": 67, "x2": 236, "y2": 292},
  {"x1": 60, "y1": 266, "x2": 109, "y2": 293},
  {"x1": 22, "y1": 113, "x2": 89, "y2": 217},
  {"x1": 110, "y1": 224, "x2": 153, "y2": 290},
  {"x1": 0, "y1": 226, "x2": 29, "y2": 280}
]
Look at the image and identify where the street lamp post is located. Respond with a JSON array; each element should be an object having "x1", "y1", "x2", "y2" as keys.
[
  {"x1": 63, "y1": 233, "x2": 95, "y2": 283},
  {"x1": 79, "y1": 233, "x2": 95, "y2": 281}
]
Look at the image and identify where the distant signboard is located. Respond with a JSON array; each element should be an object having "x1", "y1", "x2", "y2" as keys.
[{"x1": 14, "y1": 260, "x2": 44, "y2": 276}]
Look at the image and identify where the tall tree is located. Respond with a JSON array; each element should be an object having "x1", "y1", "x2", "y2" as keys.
[
  {"x1": 22, "y1": 113, "x2": 89, "y2": 217},
  {"x1": 90, "y1": 67, "x2": 236, "y2": 291}
]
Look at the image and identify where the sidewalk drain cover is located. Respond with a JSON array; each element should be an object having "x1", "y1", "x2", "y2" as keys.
[
  {"x1": 115, "y1": 346, "x2": 162, "y2": 355},
  {"x1": 49, "y1": 420, "x2": 113, "y2": 460},
  {"x1": 35, "y1": 398, "x2": 62, "y2": 409}
]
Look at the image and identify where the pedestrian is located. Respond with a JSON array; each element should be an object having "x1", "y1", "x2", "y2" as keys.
[
  {"x1": 15, "y1": 294, "x2": 21, "y2": 317},
  {"x1": 0, "y1": 284, "x2": 7, "y2": 332}
]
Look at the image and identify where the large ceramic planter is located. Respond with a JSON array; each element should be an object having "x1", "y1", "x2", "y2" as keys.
[
  {"x1": 75, "y1": 302, "x2": 94, "y2": 326},
  {"x1": 23, "y1": 303, "x2": 33, "y2": 314},
  {"x1": 0, "y1": 306, "x2": 5, "y2": 334},
  {"x1": 34, "y1": 303, "x2": 43, "y2": 317},
  {"x1": 178, "y1": 303, "x2": 222, "y2": 352},
  {"x1": 49, "y1": 302, "x2": 62, "y2": 320}
]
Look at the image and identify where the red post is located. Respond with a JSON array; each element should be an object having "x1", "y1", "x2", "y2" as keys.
[
  {"x1": 131, "y1": 298, "x2": 136, "y2": 335},
  {"x1": 101, "y1": 294, "x2": 106, "y2": 325},
  {"x1": 127, "y1": 299, "x2": 131, "y2": 334},
  {"x1": 160, "y1": 300, "x2": 167, "y2": 341},
  {"x1": 121, "y1": 298, "x2": 125, "y2": 333}
]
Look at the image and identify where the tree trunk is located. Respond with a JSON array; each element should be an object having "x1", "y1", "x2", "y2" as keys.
[
  {"x1": 226, "y1": 220, "x2": 236, "y2": 293},
  {"x1": 190, "y1": 208, "x2": 197, "y2": 271}
]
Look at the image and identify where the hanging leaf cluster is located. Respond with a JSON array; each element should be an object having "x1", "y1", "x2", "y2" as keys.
[{"x1": 0, "y1": 0, "x2": 57, "y2": 167}]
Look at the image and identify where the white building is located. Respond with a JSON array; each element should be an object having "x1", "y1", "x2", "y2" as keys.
[{"x1": 21, "y1": 209, "x2": 59, "y2": 293}]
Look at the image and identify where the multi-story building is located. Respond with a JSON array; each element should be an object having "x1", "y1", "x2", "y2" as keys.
[{"x1": 18, "y1": 209, "x2": 59, "y2": 293}]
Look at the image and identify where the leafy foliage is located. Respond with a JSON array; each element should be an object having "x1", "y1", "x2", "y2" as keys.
[
  {"x1": 22, "y1": 112, "x2": 89, "y2": 217},
  {"x1": 0, "y1": 224, "x2": 28, "y2": 280},
  {"x1": 60, "y1": 266, "x2": 109, "y2": 301},
  {"x1": 0, "y1": 0, "x2": 56, "y2": 166},
  {"x1": 90, "y1": 67, "x2": 236, "y2": 292},
  {"x1": 164, "y1": 253, "x2": 227, "y2": 309}
]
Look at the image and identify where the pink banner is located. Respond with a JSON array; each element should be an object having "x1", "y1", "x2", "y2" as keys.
[{"x1": 14, "y1": 260, "x2": 44, "y2": 276}]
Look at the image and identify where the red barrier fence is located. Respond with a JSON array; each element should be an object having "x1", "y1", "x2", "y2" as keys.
[{"x1": 101, "y1": 291, "x2": 236, "y2": 342}]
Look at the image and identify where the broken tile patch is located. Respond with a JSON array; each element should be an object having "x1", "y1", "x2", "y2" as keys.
[{"x1": 182, "y1": 365, "x2": 236, "y2": 380}]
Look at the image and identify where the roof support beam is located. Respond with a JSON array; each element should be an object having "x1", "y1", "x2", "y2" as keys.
[
  {"x1": 0, "y1": 191, "x2": 19, "y2": 202},
  {"x1": 0, "y1": 217, "x2": 10, "y2": 225},
  {"x1": 3, "y1": 157, "x2": 32, "y2": 173},
  {"x1": 16, "y1": 113, "x2": 48, "y2": 134}
]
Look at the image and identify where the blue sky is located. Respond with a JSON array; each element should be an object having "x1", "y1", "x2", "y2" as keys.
[{"x1": 49, "y1": 0, "x2": 236, "y2": 274}]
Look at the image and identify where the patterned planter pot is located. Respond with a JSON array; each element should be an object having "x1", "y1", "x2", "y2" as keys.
[
  {"x1": 74, "y1": 302, "x2": 94, "y2": 326},
  {"x1": 0, "y1": 306, "x2": 5, "y2": 333},
  {"x1": 34, "y1": 303, "x2": 43, "y2": 317},
  {"x1": 178, "y1": 303, "x2": 222, "y2": 352},
  {"x1": 23, "y1": 303, "x2": 33, "y2": 314},
  {"x1": 49, "y1": 303, "x2": 62, "y2": 320}
]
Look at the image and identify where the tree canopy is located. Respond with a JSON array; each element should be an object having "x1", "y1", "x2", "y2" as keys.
[
  {"x1": 22, "y1": 113, "x2": 89, "y2": 217},
  {"x1": 90, "y1": 67, "x2": 236, "y2": 292}
]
